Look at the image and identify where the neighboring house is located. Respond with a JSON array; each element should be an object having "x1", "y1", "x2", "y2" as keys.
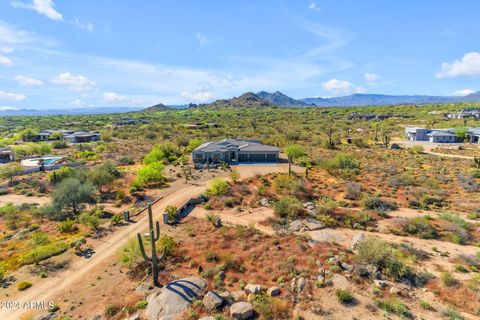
[
  {"x1": 469, "y1": 128, "x2": 480, "y2": 144},
  {"x1": 115, "y1": 118, "x2": 149, "y2": 126},
  {"x1": 0, "y1": 148, "x2": 14, "y2": 163},
  {"x1": 426, "y1": 131, "x2": 459, "y2": 143},
  {"x1": 186, "y1": 122, "x2": 219, "y2": 129},
  {"x1": 28, "y1": 129, "x2": 75, "y2": 142},
  {"x1": 192, "y1": 139, "x2": 279, "y2": 163},
  {"x1": 405, "y1": 127, "x2": 480, "y2": 143},
  {"x1": 447, "y1": 108, "x2": 480, "y2": 119},
  {"x1": 63, "y1": 131, "x2": 101, "y2": 143}
]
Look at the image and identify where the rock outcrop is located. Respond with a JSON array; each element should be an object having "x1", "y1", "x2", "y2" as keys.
[{"x1": 146, "y1": 277, "x2": 207, "y2": 320}]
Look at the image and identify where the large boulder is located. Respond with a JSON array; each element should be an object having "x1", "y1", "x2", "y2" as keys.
[
  {"x1": 146, "y1": 277, "x2": 207, "y2": 320},
  {"x1": 331, "y1": 274, "x2": 349, "y2": 289},
  {"x1": 230, "y1": 302, "x2": 254, "y2": 320},
  {"x1": 289, "y1": 219, "x2": 324, "y2": 232},
  {"x1": 203, "y1": 291, "x2": 223, "y2": 310}
]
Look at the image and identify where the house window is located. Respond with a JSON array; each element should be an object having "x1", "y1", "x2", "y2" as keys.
[{"x1": 195, "y1": 154, "x2": 203, "y2": 159}]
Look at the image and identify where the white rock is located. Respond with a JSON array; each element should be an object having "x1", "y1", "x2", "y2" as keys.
[
  {"x1": 267, "y1": 286, "x2": 280, "y2": 297},
  {"x1": 230, "y1": 302, "x2": 254, "y2": 320},
  {"x1": 203, "y1": 291, "x2": 223, "y2": 310},
  {"x1": 244, "y1": 284, "x2": 262, "y2": 294}
]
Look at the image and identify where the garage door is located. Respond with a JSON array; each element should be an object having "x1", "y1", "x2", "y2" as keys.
[
  {"x1": 238, "y1": 154, "x2": 248, "y2": 162},
  {"x1": 266, "y1": 154, "x2": 277, "y2": 162},
  {"x1": 249, "y1": 154, "x2": 266, "y2": 162}
]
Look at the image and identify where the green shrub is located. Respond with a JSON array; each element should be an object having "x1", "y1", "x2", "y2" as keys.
[
  {"x1": 56, "y1": 220, "x2": 76, "y2": 233},
  {"x1": 207, "y1": 178, "x2": 229, "y2": 196},
  {"x1": 362, "y1": 196, "x2": 397, "y2": 213},
  {"x1": 104, "y1": 304, "x2": 119, "y2": 316},
  {"x1": 419, "y1": 300, "x2": 433, "y2": 310},
  {"x1": 320, "y1": 154, "x2": 360, "y2": 179},
  {"x1": 443, "y1": 308, "x2": 464, "y2": 320},
  {"x1": 441, "y1": 272, "x2": 457, "y2": 287},
  {"x1": 17, "y1": 281, "x2": 32, "y2": 291},
  {"x1": 356, "y1": 238, "x2": 411, "y2": 280},
  {"x1": 159, "y1": 235, "x2": 176, "y2": 256},
  {"x1": 119, "y1": 238, "x2": 142, "y2": 269},
  {"x1": 335, "y1": 289, "x2": 354, "y2": 304},
  {"x1": 273, "y1": 196, "x2": 304, "y2": 219},
  {"x1": 376, "y1": 299, "x2": 411, "y2": 318},
  {"x1": 136, "y1": 300, "x2": 148, "y2": 309}
]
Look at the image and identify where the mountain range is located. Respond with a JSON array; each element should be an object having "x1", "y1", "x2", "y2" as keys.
[
  {"x1": 257, "y1": 90, "x2": 480, "y2": 107},
  {"x1": 2, "y1": 90, "x2": 480, "y2": 116}
]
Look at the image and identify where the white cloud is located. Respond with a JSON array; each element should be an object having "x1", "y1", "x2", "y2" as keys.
[
  {"x1": 51, "y1": 72, "x2": 95, "y2": 92},
  {"x1": 12, "y1": 0, "x2": 63, "y2": 21},
  {"x1": 322, "y1": 79, "x2": 364, "y2": 95},
  {"x1": 364, "y1": 72, "x2": 380, "y2": 84},
  {"x1": 453, "y1": 89, "x2": 475, "y2": 97},
  {"x1": 437, "y1": 52, "x2": 480, "y2": 78},
  {"x1": 0, "y1": 106, "x2": 20, "y2": 111},
  {"x1": 180, "y1": 90, "x2": 214, "y2": 102},
  {"x1": 102, "y1": 92, "x2": 140, "y2": 105},
  {"x1": 70, "y1": 99, "x2": 85, "y2": 107},
  {"x1": 14, "y1": 75, "x2": 43, "y2": 86},
  {"x1": 308, "y1": 2, "x2": 321, "y2": 12},
  {"x1": 0, "y1": 54, "x2": 12, "y2": 66},
  {"x1": 195, "y1": 32, "x2": 209, "y2": 47},
  {"x1": 72, "y1": 18, "x2": 94, "y2": 32},
  {"x1": 0, "y1": 90, "x2": 26, "y2": 101}
]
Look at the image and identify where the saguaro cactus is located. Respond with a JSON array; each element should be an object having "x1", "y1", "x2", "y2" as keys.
[
  {"x1": 474, "y1": 156, "x2": 480, "y2": 169},
  {"x1": 137, "y1": 203, "x2": 165, "y2": 286}
]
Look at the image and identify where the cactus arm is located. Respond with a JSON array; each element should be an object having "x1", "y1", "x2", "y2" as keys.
[
  {"x1": 137, "y1": 233, "x2": 151, "y2": 262},
  {"x1": 154, "y1": 221, "x2": 160, "y2": 241}
]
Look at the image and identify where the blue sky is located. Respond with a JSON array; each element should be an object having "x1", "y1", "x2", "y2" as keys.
[{"x1": 1, "y1": 0, "x2": 480, "y2": 109}]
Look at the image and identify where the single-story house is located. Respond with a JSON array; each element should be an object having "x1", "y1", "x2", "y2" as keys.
[
  {"x1": 0, "y1": 148, "x2": 14, "y2": 163},
  {"x1": 192, "y1": 139, "x2": 280, "y2": 163},
  {"x1": 426, "y1": 131, "x2": 459, "y2": 143},
  {"x1": 405, "y1": 127, "x2": 480, "y2": 143},
  {"x1": 469, "y1": 128, "x2": 480, "y2": 144},
  {"x1": 28, "y1": 130, "x2": 75, "y2": 142},
  {"x1": 63, "y1": 131, "x2": 101, "y2": 143}
]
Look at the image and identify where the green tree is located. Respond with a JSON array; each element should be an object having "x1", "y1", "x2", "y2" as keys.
[
  {"x1": 187, "y1": 139, "x2": 202, "y2": 152},
  {"x1": 134, "y1": 162, "x2": 165, "y2": 187},
  {"x1": 284, "y1": 144, "x2": 306, "y2": 176},
  {"x1": 454, "y1": 126, "x2": 468, "y2": 140},
  {"x1": 0, "y1": 162, "x2": 23, "y2": 184},
  {"x1": 52, "y1": 178, "x2": 95, "y2": 217},
  {"x1": 88, "y1": 161, "x2": 119, "y2": 193}
]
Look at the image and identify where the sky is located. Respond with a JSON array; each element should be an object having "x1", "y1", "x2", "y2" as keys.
[{"x1": 1, "y1": 0, "x2": 480, "y2": 110}]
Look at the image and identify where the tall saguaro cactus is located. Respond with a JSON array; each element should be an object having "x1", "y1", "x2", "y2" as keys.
[
  {"x1": 474, "y1": 156, "x2": 480, "y2": 169},
  {"x1": 137, "y1": 203, "x2": 165, "y2": 286}
]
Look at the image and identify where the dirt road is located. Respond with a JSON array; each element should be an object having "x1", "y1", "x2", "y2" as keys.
[{"x1": 4, "y1": 163, "x2": 297, "y2": 319}]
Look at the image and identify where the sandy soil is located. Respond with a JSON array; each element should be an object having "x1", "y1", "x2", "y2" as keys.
[
  {"x1": 189, "y1": 206, "x2": 275, "y2": 235},
  {"x1": 0, "y1": 194, "x2": 50, "y2": 206}
]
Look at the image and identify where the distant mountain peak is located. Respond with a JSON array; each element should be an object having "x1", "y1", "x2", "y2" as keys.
[
  {"x1": 255, "y1": 91, "x2": 308, "y2": 107},
  {"x1": 142, "y1": 103, "x2": 172, "y2": 112}
]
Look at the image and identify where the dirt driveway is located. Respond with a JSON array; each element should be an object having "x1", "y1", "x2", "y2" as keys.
[{"x1": 0, "y1": 194, "x2": 50, "y2": 206}]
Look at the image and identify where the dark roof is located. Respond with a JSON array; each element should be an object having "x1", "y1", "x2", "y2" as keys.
[{"x1": 194, "y1": 139, "x2": 279, "y2": 153}]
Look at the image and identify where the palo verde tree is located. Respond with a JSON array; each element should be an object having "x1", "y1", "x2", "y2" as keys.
[
  {"x1": 0, "y1": 162, "x2": 23, "y2": 185},
  {"x1": 52, "y1": 177, "x2": 95, "y2": 218},
  {"x1": 284, "y1": 144, "x2": 306, "y2": 176},
  {"x1": 137, "y1": 203, "x2": 166, "y2": 287}
]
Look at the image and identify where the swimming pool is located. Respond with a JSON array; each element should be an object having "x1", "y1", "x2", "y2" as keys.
[{"x1": 21, "y1": 156, "x2": 65, "y2": 167}]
